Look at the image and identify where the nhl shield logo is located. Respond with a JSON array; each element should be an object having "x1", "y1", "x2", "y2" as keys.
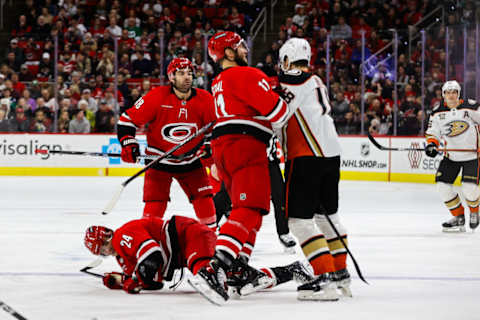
[{"x1": 360, "y1": 143, "x2": 370, "y2": 157}]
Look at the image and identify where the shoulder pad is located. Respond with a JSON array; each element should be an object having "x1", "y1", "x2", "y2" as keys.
[
  {"x1": 431, "y1": 102, "x2": 450, "y2": 115},
  {"x1": 278, "y1": 71, "x2": 312, "y2": 85},
  {"x1": 458, "y1": 100, "x2": 479, "y2": 110}
]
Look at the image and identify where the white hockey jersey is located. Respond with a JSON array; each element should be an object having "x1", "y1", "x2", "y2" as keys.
[
  {"x1": 426, "y1": 99, "x2": 480, "y2": 161},
  {"x1": 278, "y1": 69, "x2": 341, "y2": 160}
]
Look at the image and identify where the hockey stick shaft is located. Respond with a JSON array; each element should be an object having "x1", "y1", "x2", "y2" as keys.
[
  {"x1": 35, "y1": 149, "x2": 158, "y2": 160},
  {"x1": 80, "y1": 258, "x2": 104, "y2": 279},
  {"x1": 81, "y1": 269, "x2": 104, "y2": 278},
  {"x1": 101, "y1": 121, "x2": 214, "y2": 215},
  {"x1": 368, "y1": 133, "x2": 478, "y2": 152},
  {"x1": 323, "y1": 214, "x2": 368, "y2": 284},
  {"x1": 0, "y1": 300, "x2": 28, "y2": 320}
]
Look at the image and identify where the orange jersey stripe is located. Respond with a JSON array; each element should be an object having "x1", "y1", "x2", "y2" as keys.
[{"x1": 286, "y1": 111, "x2": 324, "y2": 160}]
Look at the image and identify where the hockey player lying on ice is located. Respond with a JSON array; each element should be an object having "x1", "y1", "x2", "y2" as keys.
[{"x1": 84, "y1": 215, "x2": 313, "y2": 305}]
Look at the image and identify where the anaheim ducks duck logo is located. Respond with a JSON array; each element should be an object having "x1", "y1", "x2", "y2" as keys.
[
  {"x1": 162, "y1": 123, "x2": 198, "y2": 144},
  {"x1": 445, "y1": 120, "x2": 469, "y2": 137}
]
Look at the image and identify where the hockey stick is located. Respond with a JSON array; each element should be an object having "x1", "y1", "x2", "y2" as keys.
[
  {"x1": 0, "y1": 300, "x2": 28, "y2": 320},
  {"x1": 367, "y1": 133, "x2": 478, "y2": 152},
  {"x1": 101, "y1": 121, "x2": 214, "y2": 215},
  {"x1": 80, "y1": 258, "x2": 104, "y2": 279},
  {"x1": 35, "y1": 149, "x2": 158, "y2": 160},
  {"x1": 323, "y1": 214, "x2": 368, "y2": 284}
]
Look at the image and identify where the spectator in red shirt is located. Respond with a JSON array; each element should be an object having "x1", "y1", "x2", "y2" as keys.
[
  {"x1": 351, "y1": 16, "x2": 371, "y2": 40},
  {"x1": 19, "y1": 64, "x2": 34, "y2": 82},
  {"x1": 160, "y1": 7, "x2": 175, "y2": 25},
  {"x1": 90, "y1": 17, "x2": 106, "y2": 39},
  {"x1": 11, "y1": 73, "x2": 26, "y2": 96},
  {"x1": 280, "y1": 17, "x2": 297, "y2": 38},
  {"x1": 12, "y1": 15, "x2": 32, "y2": 39},
  {"x1": 228, "y1": 7, "x2": 245, "y2": 29}
]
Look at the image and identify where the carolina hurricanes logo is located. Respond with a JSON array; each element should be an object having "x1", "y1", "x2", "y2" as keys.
[
  {"x1": 445, "y1": 120, "x2": 469, "y2": 137},
  {"x1": 162, "y1": 123, "x2": 198, "y2": 144}
]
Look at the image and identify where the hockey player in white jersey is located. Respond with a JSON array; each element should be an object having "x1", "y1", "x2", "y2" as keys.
[
  {"x1": 277, "y1": 38, "x2": 351, "y2": 301},
  {"x1": 425, "y1": 80, "x2": 480, "y2": 232}
]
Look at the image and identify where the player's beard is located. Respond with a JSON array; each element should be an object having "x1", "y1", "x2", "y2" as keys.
[
  {"x1": 173, "y1": 79, "x2": 192, "y2": 93},
  {"x1": 234, "y1": 51, "x2": 248, "y2": 66}
]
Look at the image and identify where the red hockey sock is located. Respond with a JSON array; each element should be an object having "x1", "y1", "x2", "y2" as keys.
[
  {"x1": 216, "y1": 208, "x2": 262, "y2": 259},
  {"x1": 143, "y1": 201, "x2": 167, "y2": 218},
  {"x1": 192, "y1": 196, "x2": 217, "y2": 231},
  {"x1": 239, "y1": 227, "x2": 259, "y2": 262}
]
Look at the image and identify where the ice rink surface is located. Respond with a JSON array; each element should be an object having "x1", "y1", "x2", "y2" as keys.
[{"x1": 1, "y1": 176, "x2": 479, "y2": 320}]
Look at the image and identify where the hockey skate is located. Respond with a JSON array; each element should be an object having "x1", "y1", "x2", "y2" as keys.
[
  {"x1": 297, "y1": 273, "x2": 339, "y2": 301},
  {"x1": 188, "y1": 259, "x2": 229, "y2": 306},
  {"x1": 278, "y1": 233, "x2": 296, "y2": 254},
  {"x1": 470, "y1": 212, "x2": 479, "y2": 231},
  {"x1": 226, "y1": 258, "x2": 275, "y2": 297},
  {"x1": 285, "y1": 261, "x2": 314, "y2": 284},
  {"x1": 332, "y1": 268, "x2": 352, "y2": 297},
  {"x1": 442, "y1": 214, "x2": 466, "y2": 233}
]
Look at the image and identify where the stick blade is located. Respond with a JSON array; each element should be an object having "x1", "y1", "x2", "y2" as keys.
[
  {"x1": 101, "y1": 185, "x2": 125, "y2": 215},
  {"x1": 80, "y1": 258, "x2": 103, "y2": 272}
]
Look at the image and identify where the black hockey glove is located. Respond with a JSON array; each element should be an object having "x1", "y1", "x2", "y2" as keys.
[{"x1": 425, "y1": 143, "x2": 438, "y2": 158}]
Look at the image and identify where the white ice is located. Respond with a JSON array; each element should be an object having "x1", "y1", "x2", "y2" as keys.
[{"x1": 1, "y1": 177, "x2": 479, "y2": 320}]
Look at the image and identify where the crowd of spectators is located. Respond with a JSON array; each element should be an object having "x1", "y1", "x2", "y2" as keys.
[
  {"x1": 258, "y1": 0, "x2": 480, "y2": 136},
  {"x1": 1, "y1": 0, "x2": 263, "y2": 133},
  {"x1": 1, "y1": 0, "x2": 480, "y2": 136}
]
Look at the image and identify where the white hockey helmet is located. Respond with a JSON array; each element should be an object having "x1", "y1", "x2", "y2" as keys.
[
  {"x1": 442, "y1": 80, "x2": 461, "y2": 98},
  {"x1": 279, "y1": 37, "x2": 311, "y2": 72}
]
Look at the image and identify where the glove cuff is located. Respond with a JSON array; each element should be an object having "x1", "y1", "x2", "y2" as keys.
[
  {"x1": 120, "y1": 135, "x2": 138, "y2": 147},
  {"x1": 426, "y1": 138, "x2": 439, "y2": 147}
]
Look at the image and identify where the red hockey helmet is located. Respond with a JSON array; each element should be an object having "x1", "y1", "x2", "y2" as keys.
[
  {"x1": 84, "y1": 226, "x2": 113, "y2": 255},
  {"x1": 207, "y1": 31, "x2": 247, "y2": 62},
  {"x1": 167, "y1": 57, "x2": 193, "y2": 80}
]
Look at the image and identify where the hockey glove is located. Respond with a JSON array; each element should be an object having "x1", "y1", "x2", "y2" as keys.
[
  {"x1": 120, "y1": 135, "x2": 140, "y2": 163},
  {"x1": 123, "y1": 277, "x2": 142, "y2": 294},
  {"x1": 103, "y1": 272, "x2": 124, "y2": 290},
  {"x1": 425, "y1": 142, "x2": 438, "y2": 158}
]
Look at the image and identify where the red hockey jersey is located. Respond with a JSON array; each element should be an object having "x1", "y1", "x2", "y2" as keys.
[
  {"x1": 210, "y1": 66, "x2": 289, "y2": 144},
  {"x1": 118, "y1": 86, "x2": 216, "y2": 165},
  {"x1": 112, "y1": 216, "x2": 194, "y2": 283}
]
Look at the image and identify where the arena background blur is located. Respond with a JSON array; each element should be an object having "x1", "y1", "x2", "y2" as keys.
[{"x1": 0, "y1": 0, "x2": 478, "y2": 137}]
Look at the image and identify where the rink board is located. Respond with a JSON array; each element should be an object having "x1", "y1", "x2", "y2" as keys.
[{"x1": 0, "y1": 134, "x2": 449, "y2": 183}]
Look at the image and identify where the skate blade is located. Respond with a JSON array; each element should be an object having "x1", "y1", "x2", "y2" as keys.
[
  {"x1": 240, "y1": 276, "x2": 275, "y2": 296},
  {"x1": 298, "y1": 288, "x2": 339, "y2": 301},
  {"x1": 442, "y1": 226, "x2": 466, "y2": 233},
  {"x1": 187, "y1": 277, "x2": 227, "y2": 306},
  {"x1": 227, "y1": 287, "x2": 242, "y2": 299},
  {"x1": 340, "y1": 286, "x2": 353, "y2": 297}
]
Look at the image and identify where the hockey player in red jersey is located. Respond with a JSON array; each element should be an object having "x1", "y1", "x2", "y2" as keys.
[
  {"x1": 116, "y1": 58, "x2": 217, "y2": 230},
  {"x1": 83, "y1": 216, "x2": 313, "y2": 303},
  {"x1": 188, "y1": 31, "x2": 291, "y2": 304}
]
